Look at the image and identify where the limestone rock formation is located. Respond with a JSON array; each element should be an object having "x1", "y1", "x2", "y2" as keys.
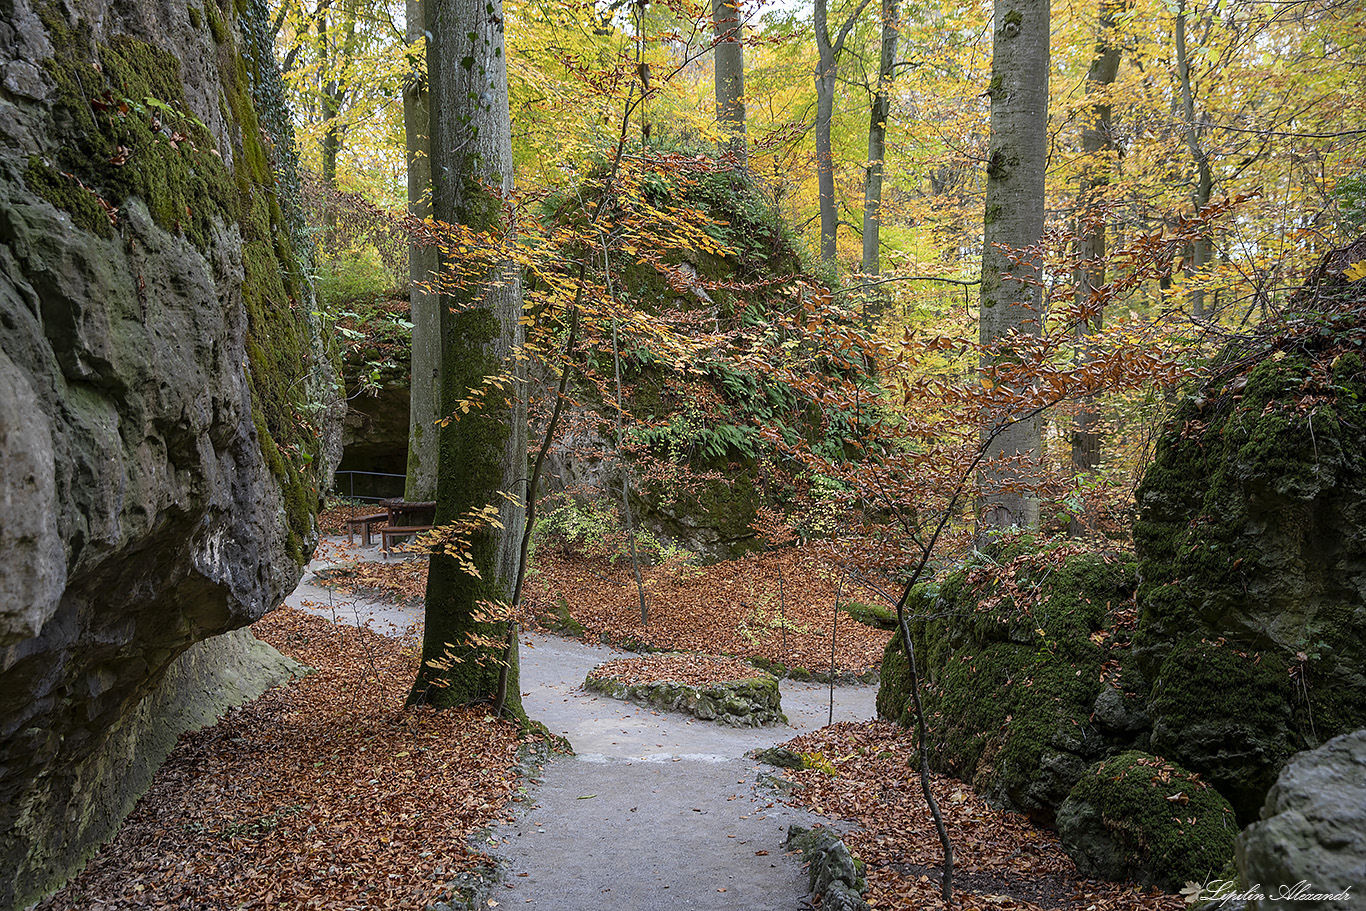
[
  {"x1": 878, "y1": 550, "x2": 1138, "y2": 826},
  {"x1": 876, "y1": 238, "x2": 1366, "y2": 892},
  {"x1": 1236, "y1": 728, "x2": 1366, "y2": 908},
  {"x1": 1132, "y1": 241, "x2": 1366, "y2": 822},
  {"x1": 0, "y1": 0, "x2": 340, "y2": 905}
]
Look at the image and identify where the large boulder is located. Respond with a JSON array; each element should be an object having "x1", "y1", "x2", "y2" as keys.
[
  {"x1": 1132, "y1": 242, "x2": 1366, "y2": 822},
  {"x1": 0, "y1": 0, "x2": 340, "y2": 905},
  {"x1": 1057, "y1": 750, "x2": 1238, "y2": 891},
  {"x1": 1236, "y1": 729, "x2": 1366, "y2": 908},
  {"x1": 878, "y1": 548, "x2": 1140, "y2": 825}
]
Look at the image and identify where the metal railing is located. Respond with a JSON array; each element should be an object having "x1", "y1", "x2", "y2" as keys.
[{"x1": 331, "y1": 470, "x2": 406, "y2": 503}]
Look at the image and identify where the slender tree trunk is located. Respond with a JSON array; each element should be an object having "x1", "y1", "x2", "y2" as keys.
[
  {"x1": 977, "y1": 0, "x2": 1050, "y2": 534},
  {"x1": 813, "y1": 0, "x2": 873, "y2": 268},
  {"x1": 1175, "y1": 0, "x2": 1213, "y2": 319},
  {"x1": 861, "y1": 0, "x2": 899, "y2": 278},
  {"x1": 408, "y1": 0, "x2": 527, "y2": 718},
  {"x1": 405, "y1": 0, "x2": 441, "y2": 501},
  {"x1": 712, "y1": 0, "x2": 746, "y2": 164},
  {"x1": 1069, "y1": 0, "x2": 1122, "y2": 534}
]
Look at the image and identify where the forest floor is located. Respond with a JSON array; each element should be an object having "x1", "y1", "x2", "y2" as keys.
[{"x1": 40, "y1": 522, "x2": 1183, "y2": 911}]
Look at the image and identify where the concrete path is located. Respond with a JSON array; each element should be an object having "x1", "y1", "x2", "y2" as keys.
[{"x1": 290, "y1": 537, "x2": 879, "y2": 911}]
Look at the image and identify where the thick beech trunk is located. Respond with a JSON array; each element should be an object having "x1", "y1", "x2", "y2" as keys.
[
  {"x1": 978, "y1": 0, "x2": 1050, "y2": 533},
  {"x1": 407, "y1": 0, "x2": 527, "y2": 716}
]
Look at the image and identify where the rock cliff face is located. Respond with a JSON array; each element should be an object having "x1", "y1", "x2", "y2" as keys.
[{"x1": 0, "y1": 0, "x2": 340, "y2": 905}]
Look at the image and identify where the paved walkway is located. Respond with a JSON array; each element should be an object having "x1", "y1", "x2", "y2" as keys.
[{"x1": 289, "y1": 538, "x2": 880, "y2": 911}]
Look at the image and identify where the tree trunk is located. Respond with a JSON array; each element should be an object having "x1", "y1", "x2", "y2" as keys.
[
  {"x1": 712, "y1": 0, "x2": 746, "y2": 164},
  {"x1": 405, "y1": 0, "x2": 441, "y2": 501},
  {"x1": 814, "y1": 0, "x2": 873, "y2": 268},
  {"x1": 1069, "y1": 0, "x2": 1122, "y2": 534},
  {"x1": 1175, "y1": 0, "x2": 1213, "y2": 319},
  {"x1": 861, "y1": 0, "x2": 899, "y2": 278},
  {"x1": 408, "y1": 0, "x2": 527, "y2": 718},
  {"x1": 978, "y1": 0, "x2": 1050, "y2": 534}
]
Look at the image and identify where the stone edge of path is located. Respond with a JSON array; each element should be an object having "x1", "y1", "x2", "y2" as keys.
[
  {"x1": 785, "y1": 824, "x2": 873, "y2": 911},
  {"x1": 428, "y1": 738, "x2": 559, "y2": 911},
  {"x1": 583, "y1": 672, "x2": 788, "y2": 727}
]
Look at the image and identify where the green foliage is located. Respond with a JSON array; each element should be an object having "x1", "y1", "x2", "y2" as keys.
[
  {"x1": 317, "y1": 246, "x2": 399, "y2": 309},
  {"x1": 1333, "y1": 172, "x2": 1366, "y2": 233},
  {"x1": 532, "y1": 496, "x2": 693, "y2": 568}
]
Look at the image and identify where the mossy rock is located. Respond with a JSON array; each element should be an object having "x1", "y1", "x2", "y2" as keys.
[
  {"x1": 843, "y1": 601, "x2": 898, "y2": 631},
  {"x1": 1133, "y1": 314, "x2": 1366, "y2": 820},
  {"x1": 878, "y1": 549, "x2": 1138, "y2": 824},
  {"x1": 584, "y1": 669, "x2": 785, "y2": 727},
  {"x1": 1057, "y1": 750, "x2": 1238, "y2": 892}
]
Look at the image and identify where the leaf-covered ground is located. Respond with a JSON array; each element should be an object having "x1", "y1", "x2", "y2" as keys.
[
  {"x1": 777, "y1": 722, "x2": 1186, "y2": 911},
  {"x1": 39, "y1": 608, "x2": 531, "y2": 911},
  {"x1": 318, "y1": 541, "x2": 893, "y2": 675},
  {"x1": 524, "y1": 549, "x2": 892, "y2": 675}
]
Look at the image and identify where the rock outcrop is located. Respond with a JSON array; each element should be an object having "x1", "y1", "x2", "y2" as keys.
[
  {"x1": 1236, "y1": 728, "x2": 1366, "y2": 908},
  {"x1": 1132, "y1": 240, "x2": 1366, "y2": 823},
  {"x1": 878, "y1": 549, "x2": 1140, "y2": 826},
  {"x1": 877, "y1": 239, "x2": 1366, "y2": 893},
  {"x1": 584, "y1": 668, "x2": 786, "y2": 727},
  {"x1": 0, "y1": 0, "x2": 340, "y2": 905}
]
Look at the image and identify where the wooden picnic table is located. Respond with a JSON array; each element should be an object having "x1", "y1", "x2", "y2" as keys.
[{"x1": 376, "y1": 498, "x2": 436, "y2": 555}]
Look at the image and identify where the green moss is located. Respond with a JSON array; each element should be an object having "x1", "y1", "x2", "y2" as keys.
[
  {"x1": 31, "y1": 23, "x2": 238, "y2": 249},
  {"x1": 1148, "y1": 639, "x2": 1293, "y2": 821},
  {"x1": 880, "y1": 549, "x2": 1137, "y2": 820},
  {"x1": 205, "y1": 0, "x2": 229, "y2": 44},
  {"x1": 23, "y1": 155, "x2": 112, "y2": 236},
  {"x1": 1133, "y1": 343, "x2": 1366, "y2": 814},
  {"x1": 1062, "y1": 751, "x2": 1237, "y2": 890}
]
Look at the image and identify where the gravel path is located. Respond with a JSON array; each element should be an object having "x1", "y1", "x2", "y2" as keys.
[{"x1": 289, "y1": 539, "x2": 879, "y2": 911}]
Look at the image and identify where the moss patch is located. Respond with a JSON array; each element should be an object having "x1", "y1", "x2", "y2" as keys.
[
  {"x1": 29, "y1": 17, "x2": 237, "y2": 248},
  {"x1": 1057, "y1": 751, "x2": 1237, "y2": 891}
]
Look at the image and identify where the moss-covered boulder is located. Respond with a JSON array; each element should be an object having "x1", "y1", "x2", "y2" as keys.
[
  {"x1": 1057, "y1": 751, "x2": 1238, "y2": 891},
  {"x1": 1133, "y1": 242, "x2": 1366, "y2": 823},
  {"x1": 585, "y1": 659, "x2": 785, "y2": 727},
  {"x1": 878, "y1": 547, "x2": 1141, "y2": 824}
]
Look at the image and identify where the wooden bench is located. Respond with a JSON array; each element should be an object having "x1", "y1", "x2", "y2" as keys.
[
  {"x1": 346, "y1": 512, "x2": 389, "y2": 546},
  {"x1": 380, "y1": 524, "x2": 433, "y2": 555}
]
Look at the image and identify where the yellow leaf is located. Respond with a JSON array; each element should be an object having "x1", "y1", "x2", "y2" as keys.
[{"x1": 1344, "y1": 260, "x2": 1366, "y2": 282}]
